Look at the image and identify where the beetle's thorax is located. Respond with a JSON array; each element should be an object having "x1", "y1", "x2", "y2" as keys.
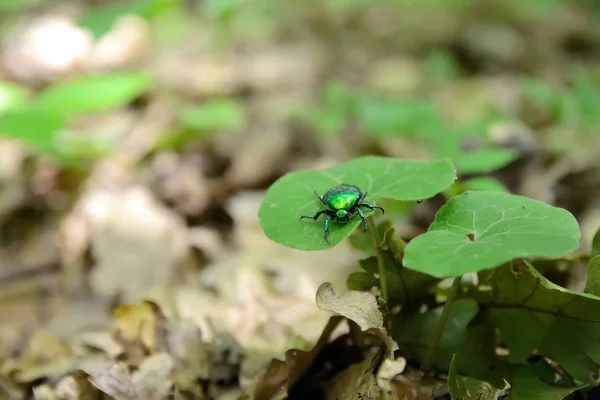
[{"x1": 324, "y1": 188, "x2": 361, "y2": 211}]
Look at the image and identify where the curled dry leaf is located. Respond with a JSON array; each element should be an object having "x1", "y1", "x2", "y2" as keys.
[
  {"x1": 375, "y1": 357, "x2": 407, "y2": 394},
  {"x1": 113, "y1": 300, "x2": 167, "y2": 352},
  {"x1": 316, "y1": 283, "x2": 397, "y2": 355}
]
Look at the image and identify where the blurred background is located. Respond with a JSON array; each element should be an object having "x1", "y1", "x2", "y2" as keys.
[{"x1": 0, "y1": 0, "x2": 599, "y2": 398}]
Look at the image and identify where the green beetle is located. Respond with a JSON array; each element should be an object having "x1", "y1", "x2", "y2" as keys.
[{"x1": 300, "y1": 184, "x2": 384, "y2": 244}]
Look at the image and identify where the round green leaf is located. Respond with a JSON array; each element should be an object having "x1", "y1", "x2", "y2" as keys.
[
  {"x1": 404, "y1": 191, "x2": 580, "y2": 278},
  {"x1": 33, "y1": 73, "x2": 153, "y2": 117},
  {"x1": 258, "y1": 156, "x2": 456, "y2": 251}
]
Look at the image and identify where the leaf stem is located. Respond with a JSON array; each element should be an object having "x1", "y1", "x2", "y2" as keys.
[
  {"x1": 421, "y1": 275, "x2": 462, "y2": 373},
  {"x1": 367, "y1": 215, "x2": 388, "y2": 305}
]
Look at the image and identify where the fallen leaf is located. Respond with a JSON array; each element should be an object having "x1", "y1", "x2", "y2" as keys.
[
  {"x1": 376, "y1": 357, "x2": 407, "y2": 393},
  {"x1": 55, "y1": 370, "x2": 102, "y2": 400},
  {"x1": 324, "y1": 347, "x2": 382, "y2": 400},
  {"x1": 131, "y1": 353, "x2": 175, "y2": 400},
  {"x1": 316, "y1": 283, "x2": 397, "y2": 356},
  {"x1": 248, "y1": 316, "x2": 343, "y2": 400},
  {"x1": 89, "y1": 362, "x2": 137, "y2": 400},
  {"x1": 113, "y1": 300, "x2": 166, "y2": 352}
]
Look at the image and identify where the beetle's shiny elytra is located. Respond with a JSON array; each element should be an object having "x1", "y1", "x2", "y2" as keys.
[{"x1": 300, "y1": 184, "x2": 384, "y2": 244}]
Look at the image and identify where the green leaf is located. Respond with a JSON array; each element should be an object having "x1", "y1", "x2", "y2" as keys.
[
  {"x1": 78, "y1": 0, "x2": 179, "y2": 38},
  {"x1": 448, "y1": 354, "x2": 505, "y2": 400},
  {"x1": 0, "y1": 0, "x2": 42, "y2": 11},
  {"x1": 34, "y1": 73, "x2": 152, "y2": 117},
  {"x1": 592, "y1": 226, "x2": 600, "y2": 256},
  {"x1": 0, "y1": 109, "x2": 65, "y2": 153},
  {"x1": 393, "y1": 299, "x2": 500, "y2": 385},
  {"x1": 0, "y1": 83, "x2": 30, "y2": 112},
  {"x1": 453, "y1": 147, "x2": 519, "y2": 174},
  {"x1": 463, "y1": 177, "x2": 509, "y2": 193},
  {"x1": 508, "y1": 363, "x2": 587, "y2": 400},
  {"x1": 404, "y1": 191, "x2": 580, "y2": 277},
  {"x1": 178, "y1": 99, "x2": 246, "y2": 132},
  {"x1": 472, "y1": 261, "x2": 600, "y2": 383},
  {"x1": 357, "y1": 97, "x2": 442, "y2": 138},
  {"x1": 258, "y1": 157, "x2": 456, "y2": 251},
  {"x1": 358, "y1": 252, "x2": 437, "y2": 310},
  {"x1": 348, "y1": 220, "x2": 393, "y2": 255},
  {"x1": 585, "y1": 256, "x2": 600, "y2": 296}
]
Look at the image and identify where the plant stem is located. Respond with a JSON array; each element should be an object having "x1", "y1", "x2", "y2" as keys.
[
  {"x1": 421, "y1": 275, "x2": 462, "y2": 373},
  {"x1": 367, "y1": 215, "x2": 388, "y2": 305}
]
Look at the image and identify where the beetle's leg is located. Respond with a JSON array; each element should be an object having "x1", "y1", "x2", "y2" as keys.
[
  {"x1": 357, "y1": 208, "x2": 368, "y2": 232},
  {"x1": 300, "y1": 209, "x2": 328, "y2": 221},
  {"x1": 358, "y1": 203, "x2": 385, "y2": 215},
  {"x1": 323, "y1": 216, "x2": 333, "y2": 244},
  {"x1": 358, "y1": 191, "x2": 367, "y2": 203},
  {"x1": 313, "y1": 191, "x2": 328, "y2": 207}
]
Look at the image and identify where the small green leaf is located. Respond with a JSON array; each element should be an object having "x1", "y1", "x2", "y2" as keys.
[
  {"x1": 34, "y1": 73, "x2": 152, "y2": 117},
  {"x1": 585, "y1": 256, "x2": 600, "y2": 296},
  {"x1": 347, "y1": 271, "x2": 378, "y2": 292},
  {"x1": 359, "y1": 253, "x2": 437, "y2": 310},
  {"x1": 178, "y1": 99, "x2": 246, "y2": 132},
  {"x1": 454, "y1": 148, "x2": 518, "y2": 174},
  {"x1": 259, "y1": 157, "x2": 456, "y2": 250},
  {"x1": 0, "y1": 109, "x2": 65, "y2": 153},
  {"x1": 463, "y1": 177, "x2": 509, "y2": 193},
  {"x1": 404, "y1": 191, "x2": 580, "y2": 277}
]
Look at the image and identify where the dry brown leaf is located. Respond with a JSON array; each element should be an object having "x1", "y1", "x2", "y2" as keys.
[
  {"x1": 76, "y1": 331, "x2": 124, "y2": 359},
  {"x1": 89, "y1": 362, "x2": 137, "y2": 400},
  {"x1": 2, "y1": 330, "x2": 75, "y2": 383},
  {"x1": 167, "y1": 320, "x2": 210, "y2": 389},
  {"x1": 0, "y1": 139, "x2": 27, "y2": 223},
  {"x1": 247, "y1": 316, "x2": 343, "y2": 400},
  {"x1": 88, "y1": 187, "x2": 190, "y2": 303},
  {"x1": 113, "y1": 300, "x2": 166, "y2": 352},
  {"x1": 315, "y1": 283, "x2": 397, "y2": 356},
  {"x1": 55, "y1": 370, "x2": 102, "y2": 400},
  {"x1": 14, "y1": 358, "x2": 76, "y2": 383},
  {"x1": 0, "y1": 374, "x2": 24, "y2": 400},
  {"x1": 131, "y1": 353, "x2": 174, "y2": 400},
  {"x1": 224, "y1": 127, "x2": 291, "y2": 188},
  {"x1": 32, "y1": 384, "x2": 60, "y2": 400},
  {"x1": 324, "y1": 347, "x2": 383, "y2": 400},
  {"x1": 376, "y1": 358, "x2": 407, "y2": 394}
]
